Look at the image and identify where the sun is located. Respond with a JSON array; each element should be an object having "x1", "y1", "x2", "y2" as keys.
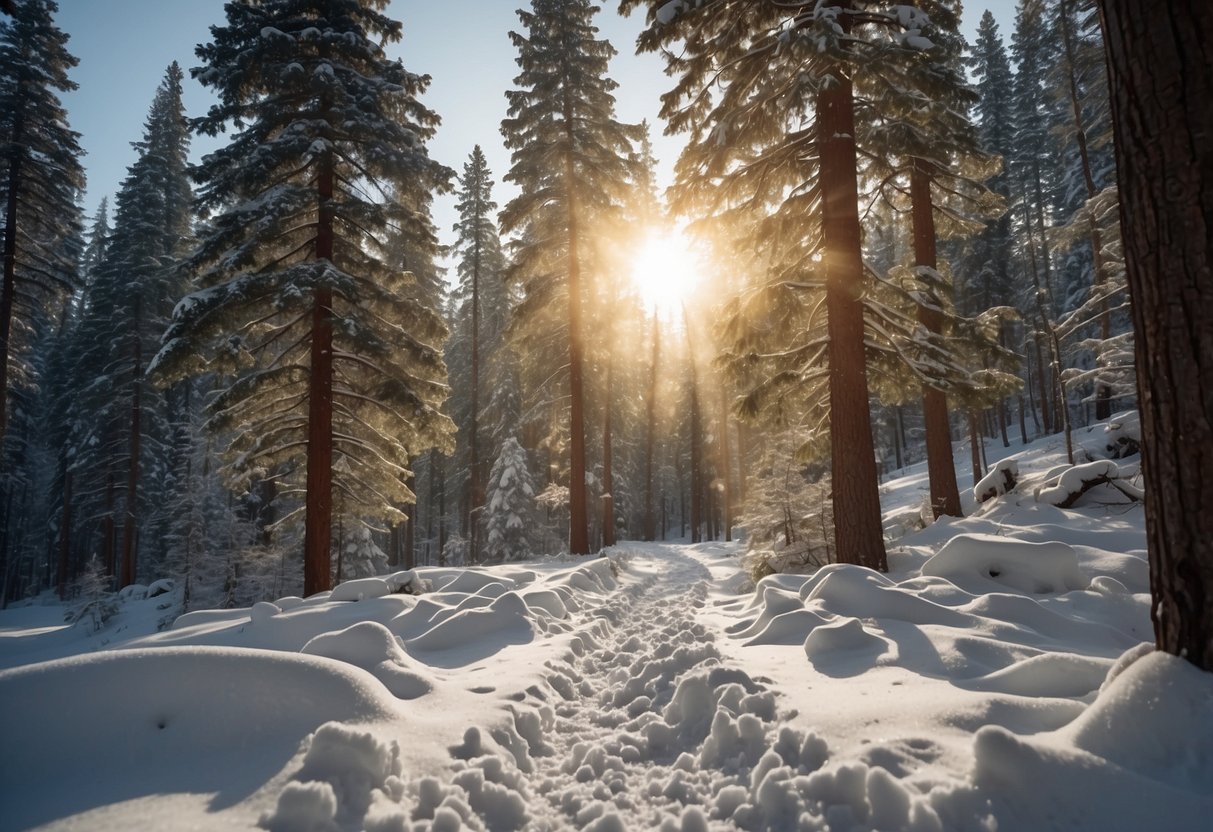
[{"x1": 628, "y1": 229, "x2": 703, "y2": 319}]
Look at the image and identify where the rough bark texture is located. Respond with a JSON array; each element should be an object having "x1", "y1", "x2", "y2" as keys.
[
  {"x1": 911, "y1": 161, "x2": 962, "y2": 518},
  {"x1": 303, "y1": 154, "x2": 335, "y2": 596},
  {"x1": 818, "y1": 15, "x2": 887, "y2": 572},
  {"x1": 602, "y1": 353, "x2": 615, "y2": 548},
  {"x1": 1098, "y1": 0, "x2": 1213, "y2": 670}
]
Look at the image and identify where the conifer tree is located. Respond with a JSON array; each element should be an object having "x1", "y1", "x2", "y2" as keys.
[
  {"x1": 0, "y1": 0, "x2": 84, "y2": 447},
  {"x1": 629, "y1": 1, "x2": 960, "y2": 570},
  {"x1": 448, "y1": 146, "x2": 508, "y2": 562},
  {"x1": 69, "y1": 64, "x2": 193, "y2": 588},
  {"x1": 153, "y1": 0, "x2": 454, "y2": 595},
  {"x1": 501, "y1": 0, "x2": 640, "y2": 555},
  {"x1": 483, "y1": 436, "x2": 537, "y2": 563}
]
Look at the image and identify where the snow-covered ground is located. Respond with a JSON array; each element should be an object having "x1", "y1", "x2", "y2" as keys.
[{"x1": 2, "y1": 418, "x2": 1211, "y2": 831}]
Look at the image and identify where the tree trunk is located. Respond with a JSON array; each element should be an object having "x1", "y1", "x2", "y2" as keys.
[
  {"x1": 968, "y1": 411, "x2": 983, "y2": 486},
  {"x1": 717, "y1": 383, "x2": 732, "y2": 541},
  {"x1": 57, "y1": 465, "x2": 71, "y2": 600},
  {"x1": 911, "y1": 160, "x2": 962, "y2": 518},
  {"x1": 0, "y1": 111, "x2": 23, "y2": 448},
  {"x1": 468, "y1": 236, "x2": 482, "y2": 562},
  {"x1": 643, "y1": 313, "x2": 659, "y2": 541},
  {"x1": 686, "y1": 316, "x2": 703, "y2": 545},
  {"x1": 817, "y1": 6, "x2": 887, "y2": 571},
  {"x1": 1098, "y1": 0, "x2": 1213, "y2": 671},
  {"x1": 563, "y1": 115, "x2": 590, "y2": 556},
  {"x1": 303, "y1": 152, "x2": 335, "y2": 596},
  {"x1": 602, "y1": 351, "x2": 615, "y2": 548},
  {"x1": 120, "y1": 300, "x2": 142, "y2": 589}
]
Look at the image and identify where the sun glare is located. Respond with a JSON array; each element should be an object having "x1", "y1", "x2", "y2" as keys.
[{"x1": 628, "y1": 230, "x2": 703, "y2": 320}]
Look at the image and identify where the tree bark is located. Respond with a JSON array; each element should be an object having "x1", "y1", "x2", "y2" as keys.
[
  {"x1": 911, "y1": 160, "x2": 962, "y2": 518},
  {"x1": 1098, "y1": 0, "x2": 1213, "y2": 671},
  {"x1": 602, "y1": 351, "x2": 615, "y2": 548},
  {"x1": 717, "y1": 382, "x2": 732, "y2": 541},
  {"x1": 57, "y1": 465, "x2": 71, "y2": 599},
  {"x1": 817, "y1": 5, "x2": 887, "y2": 571},
  {"x1": 468, "y1": 228, "x2": 482, "y2": 562},
  {"x1": 686, "y1": 311, "x2": 703, "y2": 544},
  {"x1": 563, "y1": 111, "x2": 590, "y2": 556},
  {"x1": 303, "y1": 152, "x2": 335, "y2": 596}
]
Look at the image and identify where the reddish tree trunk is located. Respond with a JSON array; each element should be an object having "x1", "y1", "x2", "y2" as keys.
[
  {"x1": 563, "y1": 117, "x2": 590, "y2": 556},
  {"x1": 602, "y1": 353, "x2": 615, "y2": 548},
  {"x1": 911, "y1": 161, "x2": 962, "y2": 518},
  {"x1": 303, "y1": 153, "x2": 335, "y2": 596},
  {"x1": 1098, "y1": 0, "x2": 1213, "y2": 670},
  {"x1": 717, "y1": 383, "x2": 732, "y2": 542},
  {"x1": 817, "y1": 7, "x2": 887, "y2": 571}
]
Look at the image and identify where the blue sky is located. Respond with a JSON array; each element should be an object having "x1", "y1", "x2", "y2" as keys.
[{"x1": 55, "y1": 0, "x2": 1018, "y2": 250}]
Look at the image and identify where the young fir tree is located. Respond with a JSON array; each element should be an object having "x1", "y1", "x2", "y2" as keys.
[
  {"x1": 152, "y1": 0, "x2": 454, "y2": 596},
  {"x1": 447, "y1": 146, "x2": 509, "y2": 562},
  {"x1": 0, "y1": 0, "x2": 84, "y2": 448},
  {"x1": 500, "y1": 0, "x2": 641, "y2": 556},
  {"x1": 483, "y1": 436, "x2": 537, "y2": 563}
]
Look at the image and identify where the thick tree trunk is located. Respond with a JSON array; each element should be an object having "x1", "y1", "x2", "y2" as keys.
[
  {"x1": 911, "y1": 161, "x2": 962, "y2": 518},
  {"x1": 687, "y1": 317, "x2": 703, "y2": 545},
  {"x1": 563, "y1": 120, "x2": 590, "y2": 556},
  {"x1": 817, "y1": 9, "x2": 887, "y2": 571},
  {"x1": 1098, "y1": 0, "x2": 1213, "y2": 671},
  {"x1": 303, "y1": 153, "x2": 335, "y2": 596},
  {"x1": 968, "y1": 411, "x2": 983, "y2": 486}
]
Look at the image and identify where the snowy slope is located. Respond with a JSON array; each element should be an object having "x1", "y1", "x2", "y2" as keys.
[{"x1": 1, "y1": 418, "x2": 1210, "y2": 831}]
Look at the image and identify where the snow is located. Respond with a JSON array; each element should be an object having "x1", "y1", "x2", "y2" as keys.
[{"x1": 1, "y1": 417, "x2": 1210, "y2": 830}]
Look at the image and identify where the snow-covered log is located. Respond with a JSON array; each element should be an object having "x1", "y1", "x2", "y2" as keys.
[{"x1": 975, "y1": 459, "x2": 1018, "y2": 504}]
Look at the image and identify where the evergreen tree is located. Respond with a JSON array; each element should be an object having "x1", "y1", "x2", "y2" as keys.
[
  {"x1": 0, "y1": 0, "x2": 84, "y2": 447},
  {"x1": 69, "y1": 64, "x2": 193, "y2": 589},
  {"x1": 483, "y1": 436, "x2": 537, "y2": 563},
  {"x1": 501, "y1": 0, "x2": 641, "y2": 555},
  {"x1": 152, "y1": 0, "x2": 454, "y2": 595},
  {"x1": 447, "y1": 146, "x2": 508, "y2": 562}
]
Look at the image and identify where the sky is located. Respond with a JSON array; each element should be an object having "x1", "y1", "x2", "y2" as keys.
[{"x1": 54, "y1": 0, "x2": 1018, "y2": 256}]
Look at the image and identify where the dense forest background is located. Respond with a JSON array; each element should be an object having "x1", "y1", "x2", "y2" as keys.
[{"x1": 0, "y1": 0, "x2": 1133, "y2": 614}]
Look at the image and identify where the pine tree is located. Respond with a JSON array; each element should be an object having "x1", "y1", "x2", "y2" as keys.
[
  {"x1": 448, "y1": 146, "x2": 508, "y2": 562},
  {"x1": 68, "y1": 64, "x2": 193, "y2": 589},
  {"x1": 152, "y1": 0, "x2": 454, "y2": 596},
  {"x1": 0, "y1": 0, "x2": 84, "y2": 447},
  {"x1": 630, "y1": 1, "x2": 968, "y2": 570},
  {"x1": 483, "y1": 436, "x2": 537, "y2": 563},
  {"x1": 501, "y1": 0, "x2": 641, "y2": 556}
]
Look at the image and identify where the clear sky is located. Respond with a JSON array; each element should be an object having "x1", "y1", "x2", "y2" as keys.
[{"x1": 54, "y1": 0, "x2": 1018, "y2": 254}]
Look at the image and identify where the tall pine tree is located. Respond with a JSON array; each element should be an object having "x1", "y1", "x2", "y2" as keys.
[
  {"x1": 153, "y1": 0, "x2": 454, "y2": 595},
  {"x1": 501, "y1": 0, "x2": 640, "y2": 555},
  {"x1": 0, "y1": 0, "x2": 84, "y2": 448}
]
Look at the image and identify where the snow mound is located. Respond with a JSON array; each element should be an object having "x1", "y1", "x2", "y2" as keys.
[
  {"x1": 302, "y1": 622, "x2": 432, "y2": 699},
  {"x1": 0, "y1": 647, "x2": 401, "y2": 830},
  {"x1": 975, "y1": 458, "x2": 1018, "y2": 503},
  {"x1": 803, "y1": 617, "x2": 889, "y2": 663},
  {"x1": 406, "y1": 591, "x2": 535, "y2": 657},
  {"x1": 922, "y1": 533, "x2": 1089, "y2": 594}
]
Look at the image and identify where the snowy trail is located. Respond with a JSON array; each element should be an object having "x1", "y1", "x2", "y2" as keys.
[{"x1": 423, "y1": 545, "x2": 823, "y2": 831}]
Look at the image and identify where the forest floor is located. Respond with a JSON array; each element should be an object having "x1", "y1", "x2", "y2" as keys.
[{"x1": 2, "y1": 418, "x2": 1212, "y2": 831}]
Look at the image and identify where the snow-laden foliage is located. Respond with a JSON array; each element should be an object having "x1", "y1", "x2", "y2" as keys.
[
  {"x1": 151, "y1": 0, "x2": 455, "y2": 571},
  {"x1": 483, "y1": 437, "x2": 537, "y2": 563}
]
